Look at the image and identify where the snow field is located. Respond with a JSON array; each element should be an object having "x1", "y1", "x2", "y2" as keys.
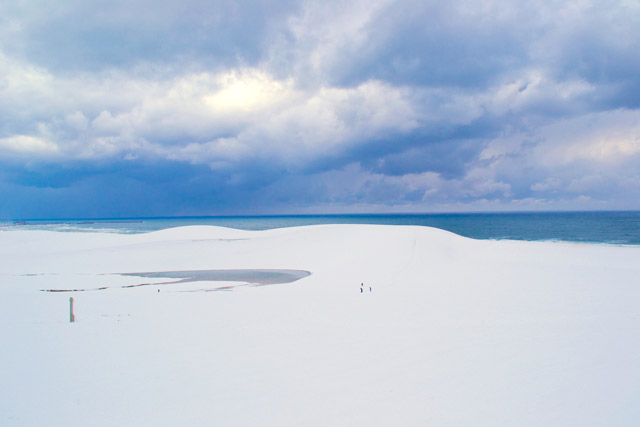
[{"x1": 1, "y1": 225, "x2": 639, "y2": 426}]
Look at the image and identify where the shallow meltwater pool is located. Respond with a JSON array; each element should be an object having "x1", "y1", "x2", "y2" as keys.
[
  {"x1": 122, "y1": 269, "x2": 311, "y2": 286},
  {"x1": 41, "y1": 269, "x2": 311, "y2": 292}
]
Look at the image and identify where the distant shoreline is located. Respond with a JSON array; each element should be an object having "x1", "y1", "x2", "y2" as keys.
[{"x1": 3, "y1": 211, "x2": 640, "y2": 246}]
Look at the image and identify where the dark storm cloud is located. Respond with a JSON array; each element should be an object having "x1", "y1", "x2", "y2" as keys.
[
  {"x1": 0, "y1": 0, "x2": 301, "y2": 73},
  {"x1": 0, "y1": 158, "x2": 292, "y2": 218},
  {"x1": 362, "y1": 139, "x2": 481, "y2": 179},
  {"x1": 323, "y1": 1, "x2": 532, "y2": 88}
]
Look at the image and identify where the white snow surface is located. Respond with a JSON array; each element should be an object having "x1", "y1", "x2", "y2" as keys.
[{"x1": 1, "y1": 224, "x2": 639, "y2": 426}]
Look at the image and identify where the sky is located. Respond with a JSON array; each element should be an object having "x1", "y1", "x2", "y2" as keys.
[{"x1": 1, "y1": 0, "x2": 639, "y2": 218}]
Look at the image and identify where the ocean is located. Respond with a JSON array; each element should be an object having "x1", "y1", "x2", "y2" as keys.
[{"x1": 2, "y1": 211, "x2": 640, "y2": 245}]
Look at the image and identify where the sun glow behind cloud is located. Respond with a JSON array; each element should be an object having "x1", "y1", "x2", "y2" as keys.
[{"x1": 203, "y1": 70, "x2": 294, "y2": 113}]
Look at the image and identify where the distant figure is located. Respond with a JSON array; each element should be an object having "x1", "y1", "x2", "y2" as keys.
[
  {"x1": 369, "y1": 286, "x2": 372, "y2": 292},
  {"x1": 158, "y1": 289, "x2": 160, "y2": 293},
  {"x1": 360, "y1": 282, "x2": 364, "y2": 294},
  {"x1": 360, "y1": 287, "x2": 363, "y2": 293}
]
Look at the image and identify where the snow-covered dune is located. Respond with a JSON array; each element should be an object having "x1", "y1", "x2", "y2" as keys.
[{"x1": 1, "y1": 225, "x2": 639, "y2": 426}]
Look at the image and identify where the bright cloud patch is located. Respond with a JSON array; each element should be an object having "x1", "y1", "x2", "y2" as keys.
[{"x1": 0, "y1": 135, "x2": 58, "y2": 155}]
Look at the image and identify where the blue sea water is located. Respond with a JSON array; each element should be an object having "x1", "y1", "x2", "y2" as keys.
[{"x1": 2, "y1": 211, "x2": 640, "y2": 245}]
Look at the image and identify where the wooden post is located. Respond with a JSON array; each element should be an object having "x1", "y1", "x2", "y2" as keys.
[{"x1": 70, "y1": 297, "x2": 75, "y2": 323}]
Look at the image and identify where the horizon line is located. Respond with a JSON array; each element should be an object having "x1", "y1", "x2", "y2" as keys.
[{"x1": 6, "y1": 208, "x2": 640, "y2": 222}]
